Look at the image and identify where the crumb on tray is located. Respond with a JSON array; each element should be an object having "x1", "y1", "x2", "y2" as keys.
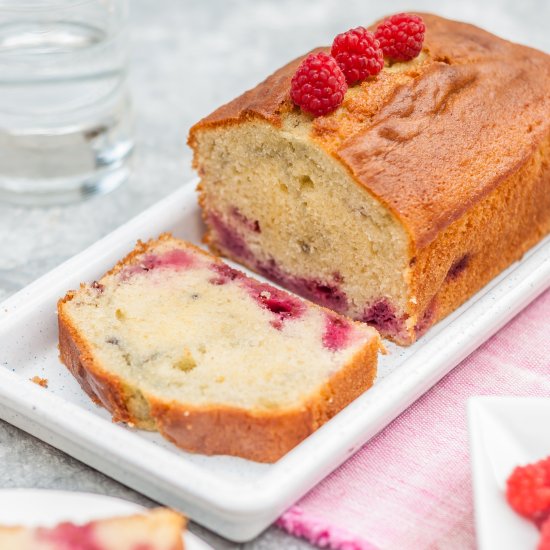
[{"x1": 31, "y1": 376, "x2": 48, "y2": 388}]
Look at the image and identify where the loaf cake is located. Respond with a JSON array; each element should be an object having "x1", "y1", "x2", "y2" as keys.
[
  {"x1": 0, "y1": 508, "x2": 185, "y2": 550},
  {"x1": 188, "y1": 13, "x2": 550, "y2": 344},
  {"x1": 58, "y1": 234, "x2": 380, "y2": 462}
]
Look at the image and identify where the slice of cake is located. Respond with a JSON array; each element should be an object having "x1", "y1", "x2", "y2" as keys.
[
  {"x1": 0, "y1": 508, "x2": 185, "y2": 550},
  {"x1": 58, "y1": 234, "x2": 381, "y2": 462},
  {"x1": 188, "y1": 13, "x2": 550, "y2": 344}
]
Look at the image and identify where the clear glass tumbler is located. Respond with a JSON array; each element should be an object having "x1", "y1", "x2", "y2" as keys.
[{"x1": 0, "y1": 0, "x2": 133, "y2": 205}]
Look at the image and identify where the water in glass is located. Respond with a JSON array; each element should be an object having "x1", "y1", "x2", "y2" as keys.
[{"x1": 0, "y1": 0, "x2": 133, "y2": 204}]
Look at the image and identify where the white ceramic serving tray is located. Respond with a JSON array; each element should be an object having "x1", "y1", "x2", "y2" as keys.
[
  {"x1": 468, "y1": 397, "x2": 550, "y2": 550},
  {"x1": 1, "y1": 181, "x2": 549, "y2": 542}
]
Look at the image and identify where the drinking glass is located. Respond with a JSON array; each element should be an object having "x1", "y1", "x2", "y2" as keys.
[{"x1": 0, "y1": 0, "x2": 133, "y2": 205}]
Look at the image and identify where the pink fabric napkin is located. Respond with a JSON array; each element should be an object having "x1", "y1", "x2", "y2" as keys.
[{"x1": 277, "y1": 288, "x2": 550, "y2": 550}]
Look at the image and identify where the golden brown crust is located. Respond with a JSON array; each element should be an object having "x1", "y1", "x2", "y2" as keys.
[
  {"x1": 187, "y1": 49, "x2": 322, "y2": 148},
  {"x1": 57, "y1": 237, "x2": 380, "y2": 462},
  {"x1": 411, "y1": 132, "x2": 550, "y2": 329},
  {"x1": 151, "y1": 339, "x2": 378, "y2": 462},
  {"x1": 58, "y1": 297, "x2": 135, "y2": 424},
  {"x1": 188, "y1": 14, "x2": 550, "y2": 250},
  {"x1": 338, "y1": 54, "x2": 549, "y2": 249}
]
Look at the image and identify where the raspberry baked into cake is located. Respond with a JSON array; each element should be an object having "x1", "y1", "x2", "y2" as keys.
[
  {"x1": 58, "y1": 234, "x2": 380, "y2": 462},
  {"x1": 0, "y1": 508, "x2": 185, "y2": 550},
  {"x1": 189, "y1": 13, "x2": 550, "y2": 344}
]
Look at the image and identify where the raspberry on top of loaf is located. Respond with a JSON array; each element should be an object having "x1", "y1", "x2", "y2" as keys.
[{"x1": 290, "y1": 14, "x2": 425, "y2": 116}]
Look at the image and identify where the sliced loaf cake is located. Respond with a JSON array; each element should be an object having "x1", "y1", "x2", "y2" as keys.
[
  {"x1": 188, "y1": 14, "x2": 550, "y2": 344},
  {"x1": 0, "y1": 508, "x2": 185, "y2": 550},
  {"x1": 58, "y1": 234, "x2": 381, "y2": 462}
]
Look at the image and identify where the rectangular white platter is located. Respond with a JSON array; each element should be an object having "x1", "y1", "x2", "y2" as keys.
[{"x1": 1, "y1": 180, "x2": 549, "y2": 542}]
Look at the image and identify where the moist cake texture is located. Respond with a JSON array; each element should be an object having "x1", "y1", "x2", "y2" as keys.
[
  {"x1": 0, "y1": 508, "x2": 185, "y2": 550},
  {"x1": 188, "y1": 13, "x2": 550, "y2": 344},
  {"x1": 58, "y1": 234, "x2": 380, "y2": 462}
]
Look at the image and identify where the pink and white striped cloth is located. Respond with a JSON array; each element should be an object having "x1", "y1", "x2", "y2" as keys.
[{"x1": 278, "y1": 289, "x2": 550, "y2": 549}]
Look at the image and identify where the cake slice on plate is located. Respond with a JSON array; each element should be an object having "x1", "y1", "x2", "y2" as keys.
[
  {"x1": 0, "y1": 508, "x2": 185, "y2": 550},
  {"x1": 58, "y1": 234, "x2": 381, "y2": 462}
]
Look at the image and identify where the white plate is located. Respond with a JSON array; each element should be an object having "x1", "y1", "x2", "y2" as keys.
[
  {"x1": 0, "y1": 489, "x2": 212, "y2": 549},
  {"x1": 0, "y1": 181, "x2": 549, "y2": 542},
  {"x1": 468, "y1": 397, "x2": 550, "y2": 550}
]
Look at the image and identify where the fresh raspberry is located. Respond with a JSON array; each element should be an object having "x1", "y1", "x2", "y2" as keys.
[
  {"x1": 290, "y1": 52, "x2": 347, "y2": 117},
  {"x1": 539, "y1": 518, "x2": 550, "y2": 550},
  {"x1": 375, "y1": 13, "x2": 425, "y2": 61},
  {"x1": 330, "y1": 27, "x2": 384, "y2": 84},
  {"x1": 536, "y1": 510, "x2": 550, "y2": 530},
  {"x1": 506, "y1": 456, "x2": 550, "y2": 521}
]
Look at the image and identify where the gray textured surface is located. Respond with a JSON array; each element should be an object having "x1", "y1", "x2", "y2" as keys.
[{"x1": 0, "y1": 0, "x2": 548, "y2": 548}]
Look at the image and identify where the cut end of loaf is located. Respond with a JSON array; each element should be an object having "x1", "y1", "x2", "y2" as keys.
[
  {"x1": 192, "y1": 119, "x2": 418, "y2": 344},
  {"x1": 58, "y1": 234, "x2": 380, "y2": 462}
]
